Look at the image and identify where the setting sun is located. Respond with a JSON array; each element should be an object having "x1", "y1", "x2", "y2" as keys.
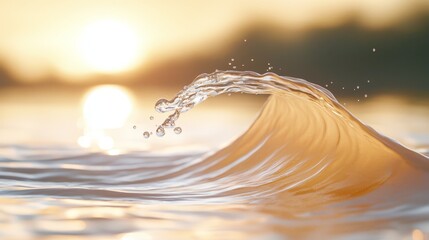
[{"x1": 78, "y1": 19, "x2": 140, "y2": 73}]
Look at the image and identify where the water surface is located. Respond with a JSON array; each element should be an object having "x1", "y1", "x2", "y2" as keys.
[{"x1": 1, "y1": 71, "x2": 429, "y2": 239}]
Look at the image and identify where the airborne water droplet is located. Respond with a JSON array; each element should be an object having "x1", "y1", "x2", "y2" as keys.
[
  {"x1": 143, "y1": 131, "x2": 150, "y2": 138},
  {"x1": 174, "y1": 127, "x2": 182, "y2": 134},
  {"x1": 156, "y1": 127, "x2": 165, "y2": 137},
  {"x1": 364, "y1": 94, "x2": 368, "y2": 98},
  {"x1": 133, "y1": 125, "x2": 136, "y2": 129},
  {"x1": 149, "y1": 116, "x2": 154, "y2": 120}
]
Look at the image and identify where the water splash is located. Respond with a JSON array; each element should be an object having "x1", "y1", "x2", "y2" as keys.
[
  {"x1": 151, "y1": 70, "x2": 340, "y2": 137},
  {"x1": 154, "y1": 70, "x2": 428, "y2": 172}
]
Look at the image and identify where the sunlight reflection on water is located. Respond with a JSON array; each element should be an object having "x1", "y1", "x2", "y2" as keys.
[{"x1": 78, "y1": 85, "x2": 134, "y2": 150}]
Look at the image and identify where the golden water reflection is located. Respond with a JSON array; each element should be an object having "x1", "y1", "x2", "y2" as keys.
[
  {"x1": 413, "y1": 229, "x2": 426, "y2": 240},
  {"x1": 78, "y1": 85, "x2": 134, "y2": 150}
]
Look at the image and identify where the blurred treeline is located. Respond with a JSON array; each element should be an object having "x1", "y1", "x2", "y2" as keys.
[{"x1": 1, "y1": 11, "x2": 428, "y2": 97}]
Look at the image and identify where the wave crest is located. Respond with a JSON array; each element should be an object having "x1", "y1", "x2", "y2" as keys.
[{"x1": 154, "y1": 70, "x2": 429, "y2": 205}]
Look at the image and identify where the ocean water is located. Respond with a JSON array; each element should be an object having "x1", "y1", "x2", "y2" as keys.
[{"x1": 1, "y1": 71, "x2": 429, "y2": 240}]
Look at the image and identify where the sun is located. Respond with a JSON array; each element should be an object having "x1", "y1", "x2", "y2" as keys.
[{"x1": 78, "y1": 19, "x2": 140, "y2": 73}]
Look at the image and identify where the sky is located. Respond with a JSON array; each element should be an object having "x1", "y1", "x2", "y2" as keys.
[{"x1": 0, "y1": 0, "x2": 428, "y2": 83}]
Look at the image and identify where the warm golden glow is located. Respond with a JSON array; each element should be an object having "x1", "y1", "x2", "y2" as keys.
[
  {"x1": 78, "y1": 85, "x2": 133, "y2": 149},
  {"x1": 78, "y1": 19, "x2": 140, "y2": 73},
  {"x1": 0, "y1": 1, "x2": 427, "y2": 81},
  {"x1": 121, "y1": 231, "x2": 153, "y2": 240},
  {"x1": 83, "y1": 85, "x2": 133, "y2": 129},
  {"x1": 412, "y1": 229, "x2": 425, "y2": 240}
]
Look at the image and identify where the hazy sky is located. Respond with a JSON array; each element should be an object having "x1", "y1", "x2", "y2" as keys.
[{"x1": 0, "y1": 0, "x2": 427, "y2": 82}]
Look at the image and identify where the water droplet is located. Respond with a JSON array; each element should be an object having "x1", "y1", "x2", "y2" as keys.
[
  {"x1": 330, "y1": 81, "x2": 333, "y2": 84},
  {"x1": 241, "y1": 64, "x2": 244, "y2": 67},
  {"x1": 149, "y1": 116, "x2": 154, "y2": 120},
  {"x1": 268, "y1": 63, "x2": 271, "y2": 65},
  {"x1": 357, "y1": 99, "x2": 360, "y2": 102},
  {"x1": 372, "y1": 48, "x2": 376, "y2": 52},
  {"x1": 174, "y1": 127, "x2": 182, "y2": 134},
  {"x1": 133, "y1": 125, "x2": 136, "y2": 129},
  {"x1": 367, "y1": 80, "x2": 370, "y2": 83},
  {"x1": 251, "y1": 59, "x2": 254, "y2": 61},
  {"x1": 233, "y1": 66, "x2": 236, "y2": 69},
  {"x1": 244, "y1": 39, "x2": 247, "y2": 42},
  {"x1": 342, "y1": 87, "x2": 345, "y2": 90},
  {"x1": 155, "y1": 99, "x2": 170, "y2": 113},
  {"x1": 325, "y1": 84, "x2": 329, "y2": 87},
  {"x1": 357, "y1": 86, "x2": 360, "y2": 89},
  {"x1": 228, "y1": 62, "x2": 231, "y2": 66},
  {"x1": 364, "y1": 94, "x2": 368, "y2": 98},
  {"x1": 143, "y1": 131, "x2": 150, "y2": 138},
  {"x1": 231, "y1": 58, "x2": 234, "y2": 61},
  {"x1": 156, "y1": 127, "x2": 165, "y2": 137}
]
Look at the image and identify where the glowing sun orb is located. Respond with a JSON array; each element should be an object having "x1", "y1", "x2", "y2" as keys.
[
  {"x1": 78, "y1": 20, "x2": 140, "y2": 73},
  {"x1": 82, "y1": 85, "x2": 133, "y2": 129}
]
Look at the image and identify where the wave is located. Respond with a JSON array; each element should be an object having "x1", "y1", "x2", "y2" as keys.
[
  {"x1": 3, "y1": 71, "x2": 428, "y2": 208},
  {"x1": 153, "y1": 70, "x2": 429, "y2": 208}
]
